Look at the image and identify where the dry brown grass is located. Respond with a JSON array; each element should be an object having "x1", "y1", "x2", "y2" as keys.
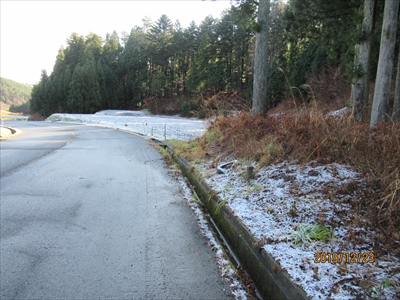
[
  {"x1": 168, "y1": 67, "x2": 399, "y2": 246},
  {"x1": 183, "y1": 102, "x2": 400, "y2": 250},
  {"x1": 143, "y1": 91, "x2": 251, "y2": 118},
  {"x1": 143, "y1": 96, "x2": 180, "y2": 115},
  {"x1": 306, "y1": 65, "x2": 351, "y2": 113},
  {"x1": 197, "y1": 91, "x2": 251, "y2": 115}
]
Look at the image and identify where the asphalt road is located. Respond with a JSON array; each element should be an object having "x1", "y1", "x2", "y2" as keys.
[{"x1": 0, "y1": 121, "x2": 231, "y2": 299}]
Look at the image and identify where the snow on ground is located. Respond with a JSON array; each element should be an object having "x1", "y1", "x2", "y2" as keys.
[
  {"x1": 47, "y1": 110, "x2": 400, "y2": 299},
  {"x1": 200, "y1": 160, "x2": 400, "y2": 300},
  {"x1": 326, "y1": 107, "x2": 351, "y2": 118},
  {"x1": 47, "y1": 111, "x2": 207, "y2": 141}
]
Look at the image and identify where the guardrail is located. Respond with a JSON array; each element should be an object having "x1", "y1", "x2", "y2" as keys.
[
  {"x1": 1, "y1": 115, "x2": 29, "y2": 121},
  {"x1": 0, "y1": 115, "x2": 28, "y2": 126}
]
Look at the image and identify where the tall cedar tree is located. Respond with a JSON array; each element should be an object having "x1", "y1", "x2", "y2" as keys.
[
  {"x1": 393, "y1": 48, "x2": 400, "y2": 121},
  {"x1": 252, "y1": 0, "x2": 270, "y2": 116},
  {"x1": 350, "y1": 0, "x2": 375, "y2": 122},
  {"x1": 370, "y1": 0, "x2": 400, "y2": 127}
]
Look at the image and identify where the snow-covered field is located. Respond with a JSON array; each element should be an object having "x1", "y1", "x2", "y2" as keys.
[
  {"x1": 47, "y1": 110, "x2": 207, "y2": 141},
  {"x1": 47, "y1": 110, "x2": 399, "y2": 299}
]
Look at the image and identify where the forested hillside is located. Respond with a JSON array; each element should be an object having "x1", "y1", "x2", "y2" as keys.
[
  {"x1": 0, "y1": 77, "x2": 32, "y2": 110},
  {"x1": 30, "y1": 0, "x2": 399, "y2": 119}
]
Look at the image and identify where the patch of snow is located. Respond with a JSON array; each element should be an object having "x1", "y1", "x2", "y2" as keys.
[
  {"x1": 95, "y1": 109, "x2": 148, "y2": 116},
  {"x1": 200, "y1": 160, "x2": 399, "y2": 299},
  {"x1": 326, "y1": 107, "x2": 350, "y2": 118}
]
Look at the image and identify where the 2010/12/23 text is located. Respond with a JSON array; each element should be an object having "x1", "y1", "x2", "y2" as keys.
[{"x1": 314, "y1": 252, "x2": 375, "y2": 264}]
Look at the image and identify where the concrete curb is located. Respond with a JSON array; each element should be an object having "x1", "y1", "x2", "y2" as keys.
[
  {"x1": 0, "y1": 127, "x2": 23, "y2": 139},
  {"x1": 0, "y1": 127, "x2": 13, "y2": 139},
  {"x1": 152, "y1": 139, "x2": 308, "y2": 300}
]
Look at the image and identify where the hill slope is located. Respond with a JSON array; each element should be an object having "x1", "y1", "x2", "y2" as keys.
[{"x1": 0, "y1": 77, "x2": 32, "y2": 109}]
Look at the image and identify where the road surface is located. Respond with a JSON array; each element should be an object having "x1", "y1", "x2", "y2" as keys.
[{"x1": 0, "y1": 121, "x2": 231, "y2": 299}]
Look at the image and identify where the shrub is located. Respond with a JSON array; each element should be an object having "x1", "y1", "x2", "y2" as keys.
[
  {"x1": 180, "y1": 100, "x2": 197, "y2": 117},
  {"x1": 197, "y1": 108, "x2": 207, "y2": 119}
]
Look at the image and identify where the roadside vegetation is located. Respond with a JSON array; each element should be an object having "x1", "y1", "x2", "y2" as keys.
[{"x1": 168, "y1": 72, "x2": 400, "y2": 260}]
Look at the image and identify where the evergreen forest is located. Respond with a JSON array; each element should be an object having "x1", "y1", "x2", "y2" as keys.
[{"x1": 30, "y1": 0, "x2": 399, "y2": 121}]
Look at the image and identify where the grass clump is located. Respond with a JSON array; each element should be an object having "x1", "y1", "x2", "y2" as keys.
[
  {"x1": 167, "y1": 139, "x2": 206, "y2": 163},
  {"x1": 214, "y1": 199, "x2": 228, "y2": 214},
  {"x1": 245, "y1": 184, "x2": 262, "y2": 194},
  {"x1": 291, "y1": 224, "x2": 334, "y2": 246},
  {"x1": 167, "y1": 126, "x2": 223, "y2": 163}
]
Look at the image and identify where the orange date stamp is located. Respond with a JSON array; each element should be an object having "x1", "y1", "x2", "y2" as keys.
[{"x1": 314, "y1": 252, "x2": 375, "y2": 264}]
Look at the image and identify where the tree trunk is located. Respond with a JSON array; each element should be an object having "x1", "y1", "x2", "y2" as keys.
[
  {"x1": 252, "y1": 0, "x2": 270, "y2": 117},
  {"x1": 370, "y1": 0, "x2": 399, "y2": 127},
  {"x1": 392, "y1": 48, "x2": 400, "y2": 121},
  {"x1": 350, "y1": 0, "x2": 375, "y2": 122}
]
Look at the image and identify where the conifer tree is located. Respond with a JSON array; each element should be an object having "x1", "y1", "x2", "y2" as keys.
[
  {"x1": 370, "y1": 0, "x2": 399, "y2": 127},
  {"x1": 30, "y1": 70, "x2": 50, "y2": 117},
  {"x1": 102, "y1": 31, "x2": 123, "y2": 108},
  {"x1": 187, "y1": 16, "x2": 218, "y2": 92},
  {"x1": 393, "y1": 49, "x2": 400, "y2": 121},
  {"x1": 350, "y1": 0, "x2": 375, "y2": 122},
  {"x1": 252, "y1": 0, "x2": 270, "y2": 116},
  {"x1": 119, "y1": 27, "x2": 148, "y2": 108},
  {"x1": 147, "y1": 15, "x2": 174, "y2": 96}
]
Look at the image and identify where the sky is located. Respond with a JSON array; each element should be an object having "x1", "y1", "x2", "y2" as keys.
[{"x1": 1, "y1": 0, "x2": 233, "y2": 85}]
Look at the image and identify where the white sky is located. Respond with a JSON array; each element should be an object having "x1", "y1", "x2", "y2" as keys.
[{"x1": 0, "y1": 0, "x2": 233, "y2": 85}]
